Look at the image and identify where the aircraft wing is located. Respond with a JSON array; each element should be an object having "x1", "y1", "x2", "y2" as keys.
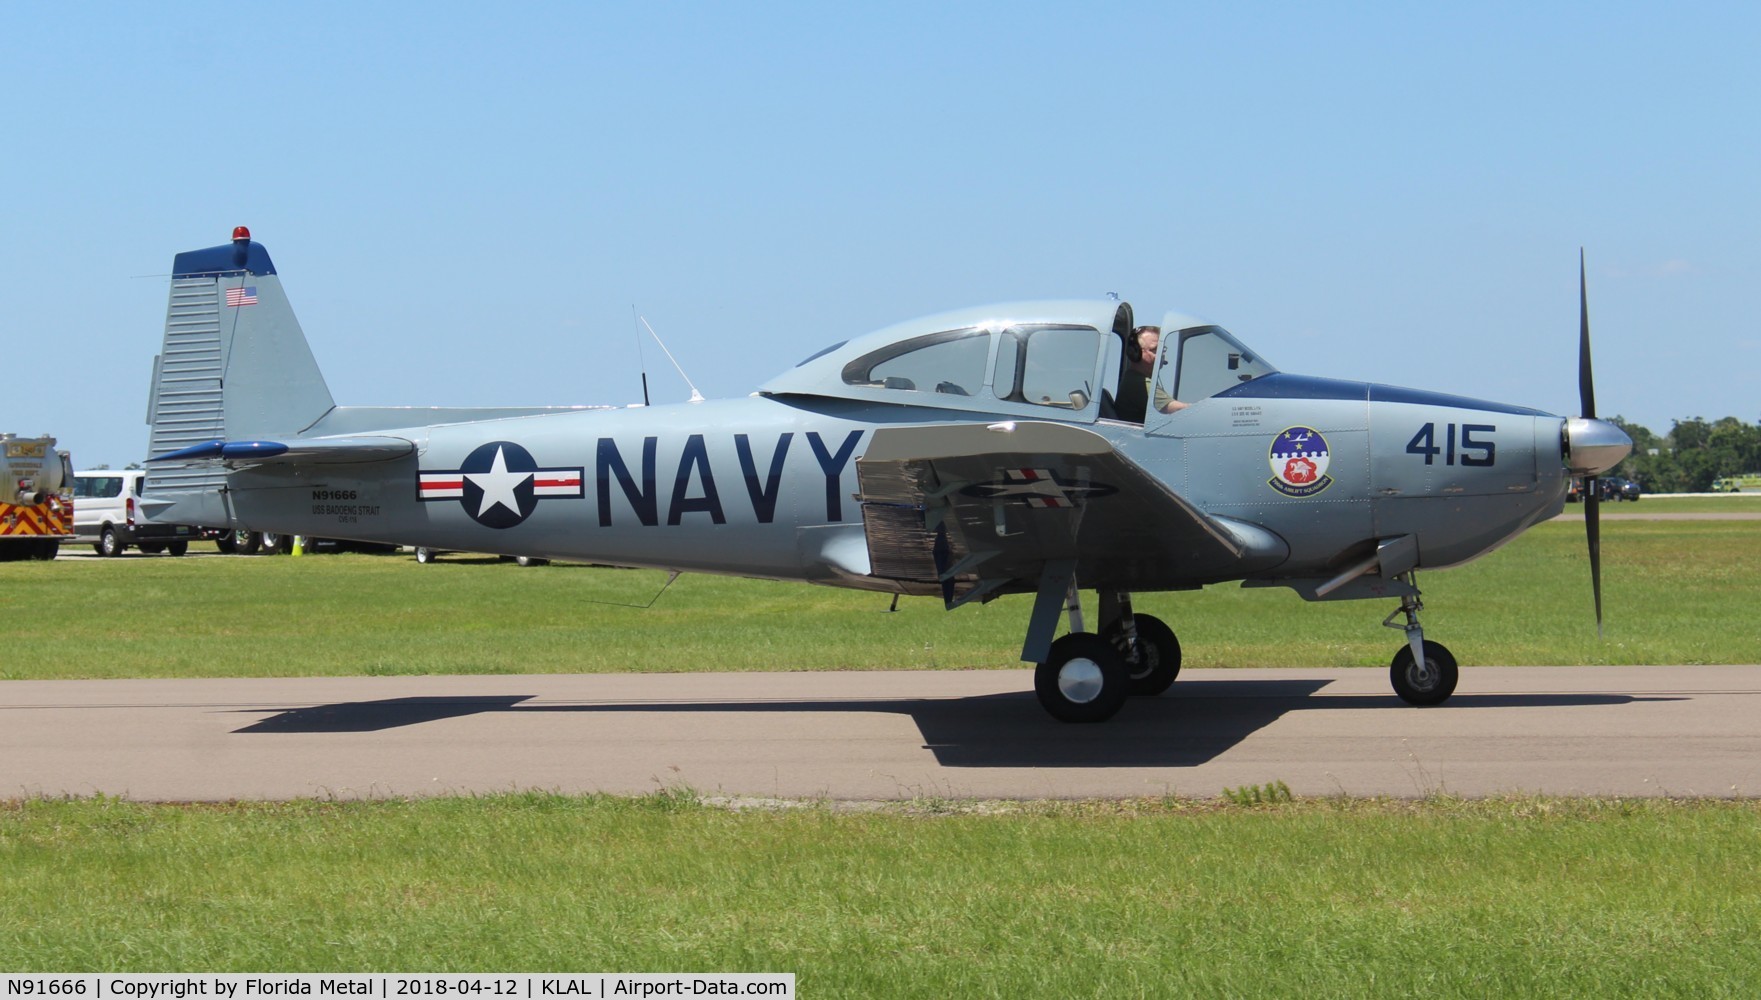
[{"x1": 857, "y1": 420, "x2": 1286, "y2": 604}]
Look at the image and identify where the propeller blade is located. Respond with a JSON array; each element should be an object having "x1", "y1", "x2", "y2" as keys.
[
  {"x1": 1578, "y1": 251, "x2": 1605, "y2": 636},
  {"x1": 1578, "y1": 248, "x2": 1596, "y2": 420},
  {"x1": 1585, "y1": 478, "x2": 1604, "y2": 636}
]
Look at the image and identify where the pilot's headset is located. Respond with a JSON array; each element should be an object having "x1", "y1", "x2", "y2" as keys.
[{"x1": 1128, "y1": 325, "x2": 1160, "y2": 368}]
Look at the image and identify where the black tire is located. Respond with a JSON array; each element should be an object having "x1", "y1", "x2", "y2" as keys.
[
  {"x1": 234, "y1": 530, "x2": 263, "y2": 555},
  {"x1": 1390, "y1": 639, "x2": 1459, "y2": 706},
  {"x1": 415, "y1": 547, "x2": 438, "y2": 564},
  {"x1": 260, "y1": 532, "x2": 285, "y2": 555},
  {"x1": 167, "y1": 541, "x2": 188, "y2": 556},
  {"x1": 515, "y1": 556, "x2": 549, "y2": 567},
  {"x1": 1104, "y1": 613, "x2": 1182, "y2": 696},
  {"x1": 34, "y1": 540, "x2": 60, "y2": 561},
  {"x1": 1034, "y1": 632, "x2": 1132, "y2": 723},
  {"x1": 99, "y1": 526, "x2": 124, "y2": 557},
  {"x1": 215, "y1": 533, "x2": 237, "y2": 554}
]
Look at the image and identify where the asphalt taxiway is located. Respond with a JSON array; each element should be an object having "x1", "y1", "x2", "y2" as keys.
[{"x1": 5, "y1": 665, "x2": 1757, "y2": 801}]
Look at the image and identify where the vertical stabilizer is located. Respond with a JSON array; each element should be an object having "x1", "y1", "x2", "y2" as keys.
[
  {"x1": 146, "y1": 228, "x2": 335, "y2": 454},
  {"x1": 144, "y1": 228, "x2": 336, "y2": 499}
]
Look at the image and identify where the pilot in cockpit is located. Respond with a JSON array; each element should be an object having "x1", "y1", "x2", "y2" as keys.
[{"x1": 1115, "y1": 326, "x2": 1189, "y2": 422}]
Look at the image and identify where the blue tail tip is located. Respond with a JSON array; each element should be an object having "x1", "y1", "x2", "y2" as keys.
[{"x1": 172, "y1": 228, "x2": 277, "y2": 278}]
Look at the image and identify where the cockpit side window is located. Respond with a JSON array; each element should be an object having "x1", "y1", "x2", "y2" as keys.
[
  {"x1": 841, "y1": 328, "x2": 991, "y2": 396},
  {"x1": 1155, "y1": 326, "x2": 1276, "y2": 405},
  {"x1": 992, "y1": 325, "x2": 1103, "y2": 410}
]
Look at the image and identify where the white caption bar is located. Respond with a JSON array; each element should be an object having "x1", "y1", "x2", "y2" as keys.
[{"x1": 2, "y1": 975, "x2": 793, "y2": 1000}]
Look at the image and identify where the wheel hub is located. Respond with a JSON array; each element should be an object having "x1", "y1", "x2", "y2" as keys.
[
  {"x1": 1408, "y1": 659, "x2": 1436, "y2": 690},
  {"x1": 1057, "y1": 658, "x2": 1105, "y2": 704}
]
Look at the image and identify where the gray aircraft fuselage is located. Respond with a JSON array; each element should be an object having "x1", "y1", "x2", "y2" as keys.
[{"x1": 205, "y1": 385, "x2": 1566, "y2": 595}]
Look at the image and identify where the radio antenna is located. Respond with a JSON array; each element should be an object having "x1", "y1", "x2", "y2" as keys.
[
  {"x1": 639, "y1": 315, "x2": 705, "y2": 402},
  {"x1": 630, "y1": 305, "x2": 651, "y2": 406}
]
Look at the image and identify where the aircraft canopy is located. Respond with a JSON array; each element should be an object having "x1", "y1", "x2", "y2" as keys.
[{"x1": 761, "y1": 299, "x2": 1277, "y2": 423}]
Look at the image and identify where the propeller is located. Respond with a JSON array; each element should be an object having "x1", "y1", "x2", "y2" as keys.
[{"x1": 1578, "y1": 250, "x2": 1604, "y2": 635}]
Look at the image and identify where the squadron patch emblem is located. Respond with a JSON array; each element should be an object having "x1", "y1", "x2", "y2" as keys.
[
  {"x1": 1268, "y1": 426, "x2": 1333, "y2": 497},
  {"x1": 417, "y1": 441, "x2": 583, "y2": 529}
]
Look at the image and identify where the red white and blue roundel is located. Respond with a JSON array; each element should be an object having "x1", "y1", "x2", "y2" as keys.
[
  {"x1": 1268, "y1": 426, "x2": 1333, "y2": 497},
  {"x1": 417, "y1": 441, "x2": 583, "y2": 529},
  {"x1": 959, "y1": 468, "x2": 1117, "y2": 508}
]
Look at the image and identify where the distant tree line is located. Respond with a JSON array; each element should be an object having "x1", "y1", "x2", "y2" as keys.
[{"x1": 1609, "y1": 416, "x2": 1761, "y2": 492}]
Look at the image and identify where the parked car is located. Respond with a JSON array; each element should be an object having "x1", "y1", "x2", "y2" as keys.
[
  {"x1": 71, "y1": 469, "x2": 195, "y2": 556},
  {"x1": 1566, "y1": 476, "x2": 1640, "y2": 502}
]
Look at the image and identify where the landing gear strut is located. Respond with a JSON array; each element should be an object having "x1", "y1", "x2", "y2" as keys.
[
  {"x1": 1383, "y1": 575, "x2": 1458, "y2": 705},
  {"x1": 1098, "y1": 591, "x2": 1181, "y2": 696}
]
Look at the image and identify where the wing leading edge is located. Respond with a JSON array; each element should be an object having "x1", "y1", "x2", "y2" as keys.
[{"x1": 856, "y1": 421, "x2": 1288, "y2": 605}]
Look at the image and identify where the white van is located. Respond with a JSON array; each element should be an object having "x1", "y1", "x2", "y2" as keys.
[{"x1": 71, "y1": 470, "x2": 197, "y2": 556}]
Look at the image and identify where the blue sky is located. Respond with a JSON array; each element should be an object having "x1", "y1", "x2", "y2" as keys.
[{"x1": 4, "y1": 2, "x2": 1755, "y2": 468}]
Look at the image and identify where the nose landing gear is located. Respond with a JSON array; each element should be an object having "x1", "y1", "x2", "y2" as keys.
[{"x1": 1383, "y1": 576, "x2": 1458, "y2": 705}]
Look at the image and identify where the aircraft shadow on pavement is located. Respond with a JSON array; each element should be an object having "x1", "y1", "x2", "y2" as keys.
[{"x1": 231, "y1": 681, "x2": 1682, "y2": 768}]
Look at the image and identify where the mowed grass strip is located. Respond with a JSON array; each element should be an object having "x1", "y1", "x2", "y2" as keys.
[
  {"x1": 6, "y1": 518, "x2": 1758, "y2": 680},
  {"x1": 1597, "y1": 495, "x2": 1761, "y2": 513},
  {"x1": 3, "y1": 795, "x2": 1759, "y2": 995}
]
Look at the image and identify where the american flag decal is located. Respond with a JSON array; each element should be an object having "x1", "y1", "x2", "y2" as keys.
[{"x1": 226, "y1": 286, "x2": 259, "y2": 307}]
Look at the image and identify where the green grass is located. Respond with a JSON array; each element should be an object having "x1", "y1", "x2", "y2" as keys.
[
  {"x1": 3, "y1": 794, "x2": 1758, "y2": 994},
  {"x1": 8, "y1": 515, "x2": 1759, "y2": 989},
  {"x1": 6, "y1": 519, "x2": 1757, "y2": 680},
  {"x1": 1588, "y1": 495, "x2": 1761, "y2": 513}
]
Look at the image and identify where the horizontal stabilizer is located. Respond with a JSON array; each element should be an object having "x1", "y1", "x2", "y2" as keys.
[{"x1": 148, "y1": 435, "x2": 414, "y2": 465}]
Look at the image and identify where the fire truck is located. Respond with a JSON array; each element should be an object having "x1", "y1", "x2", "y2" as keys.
[{"x1": 1, "y1": 433, "x2": 74, "y2": 561}]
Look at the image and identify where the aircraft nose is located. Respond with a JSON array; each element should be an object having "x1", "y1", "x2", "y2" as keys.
[{"x1": 1563, "y1": 418, "x2": 1633, "y2": 475}]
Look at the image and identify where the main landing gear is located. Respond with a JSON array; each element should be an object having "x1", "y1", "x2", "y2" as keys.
[
  {"x1": 1033, "y1": 585, "x2": 1181, "y2": 723},
  {"x1": 1029, "y1": 571, "x2": 1460, "y2": 723},
  {"x1": 1383, "y1": 577, "x2": 1458, "y2": 706}
]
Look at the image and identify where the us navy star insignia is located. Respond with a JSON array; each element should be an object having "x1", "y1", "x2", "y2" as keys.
[
  {"x1": 416, "y1": 441, "x2": 584, "y2": 529},
  {"x1": 468, "y1": 445, "x2": 528, "y2": 519},
  {"x1": 959, "y1": 468, "x2": 1117, "y2": 508}
]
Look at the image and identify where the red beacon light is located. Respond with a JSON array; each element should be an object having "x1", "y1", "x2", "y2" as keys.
[{"x1": 232, "y1": 226, "x2": 251, "y2": 242}]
